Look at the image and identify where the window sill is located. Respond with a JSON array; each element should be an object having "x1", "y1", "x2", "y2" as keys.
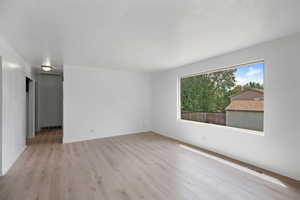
[{"x1": 178, "y1": 119, "x2": 264, "y2": 136}]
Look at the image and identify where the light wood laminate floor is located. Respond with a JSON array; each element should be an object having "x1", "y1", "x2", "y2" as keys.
[
  {"x1": 1, "y1": 132, "x2": 299, "y2": 200},
  {"x1": 26, "y1": 129, "x2": 63, "y2": 145}
]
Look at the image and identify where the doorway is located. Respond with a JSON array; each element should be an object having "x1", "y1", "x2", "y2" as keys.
[
  {"x1": 26, "y1": 77, "x2": 35, "y2": 139},
  {"x1": 30, "y1": 73, "x2": 63, "y2": 145},
  {"x1": 26, "y1": 73, "x2": 63, "y2": 145}
]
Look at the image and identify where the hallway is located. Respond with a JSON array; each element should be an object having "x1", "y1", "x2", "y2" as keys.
[{"x1": 26, "y1": 129, "x2": 63, "y2": 145}]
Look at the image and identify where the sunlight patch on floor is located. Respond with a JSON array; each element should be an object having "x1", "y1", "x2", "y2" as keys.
[{"x1": 179, "y1": 144, "x2": 286, "y2": 188}]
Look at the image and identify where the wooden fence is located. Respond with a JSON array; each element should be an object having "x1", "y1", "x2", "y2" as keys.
[{"x1": 181, "y1": 111, "x2": 226, "y2": 125}]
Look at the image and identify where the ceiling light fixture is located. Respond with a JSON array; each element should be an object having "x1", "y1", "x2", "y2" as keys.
[{"x1": 41, "y1": 65, "x2": 53, "y2": 72}]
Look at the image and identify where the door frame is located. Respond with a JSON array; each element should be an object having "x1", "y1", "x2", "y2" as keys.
[{"x1": 26, "y1": 77, "x2": 35, "y2": 138}]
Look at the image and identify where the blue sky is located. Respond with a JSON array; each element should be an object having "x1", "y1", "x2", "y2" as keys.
[{"x1": 234, "y1": 63, "x2": 264, "y2": 86}]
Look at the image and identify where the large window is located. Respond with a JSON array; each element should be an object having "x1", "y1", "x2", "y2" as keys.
[{"x1": 180, "y1": 61, "x2": 264, "y2": 132}]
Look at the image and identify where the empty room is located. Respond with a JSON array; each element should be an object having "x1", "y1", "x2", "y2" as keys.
[{"x1": 0, "y1": 0, "x2": 300, "y2": 199}]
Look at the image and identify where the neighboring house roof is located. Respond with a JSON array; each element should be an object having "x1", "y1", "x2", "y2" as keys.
[
  {"x1": 230, "y1": 88, "x2": 263, "y2": 98},
  {"x1": 226, "y1": 100, "x2": 264, "y2": 112}
]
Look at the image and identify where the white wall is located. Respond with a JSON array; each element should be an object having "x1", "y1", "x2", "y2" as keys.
[
  {"x1": 63, "y1": 66, "x2": 151, "y2": 143},
  {"x1": 0, "y1": 36, "x2": 34, "y2": 175},
  {"x1": 0, "y1": 56, "x2": 2, "y2": 174},
  {"x1": 151, "y1": 33, "x2": 300, "y2": 181}
]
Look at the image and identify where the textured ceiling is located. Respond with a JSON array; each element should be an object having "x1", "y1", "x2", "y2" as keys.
[{"x1": 0, "y1": 0, "x2": 300, "y2": 71}]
